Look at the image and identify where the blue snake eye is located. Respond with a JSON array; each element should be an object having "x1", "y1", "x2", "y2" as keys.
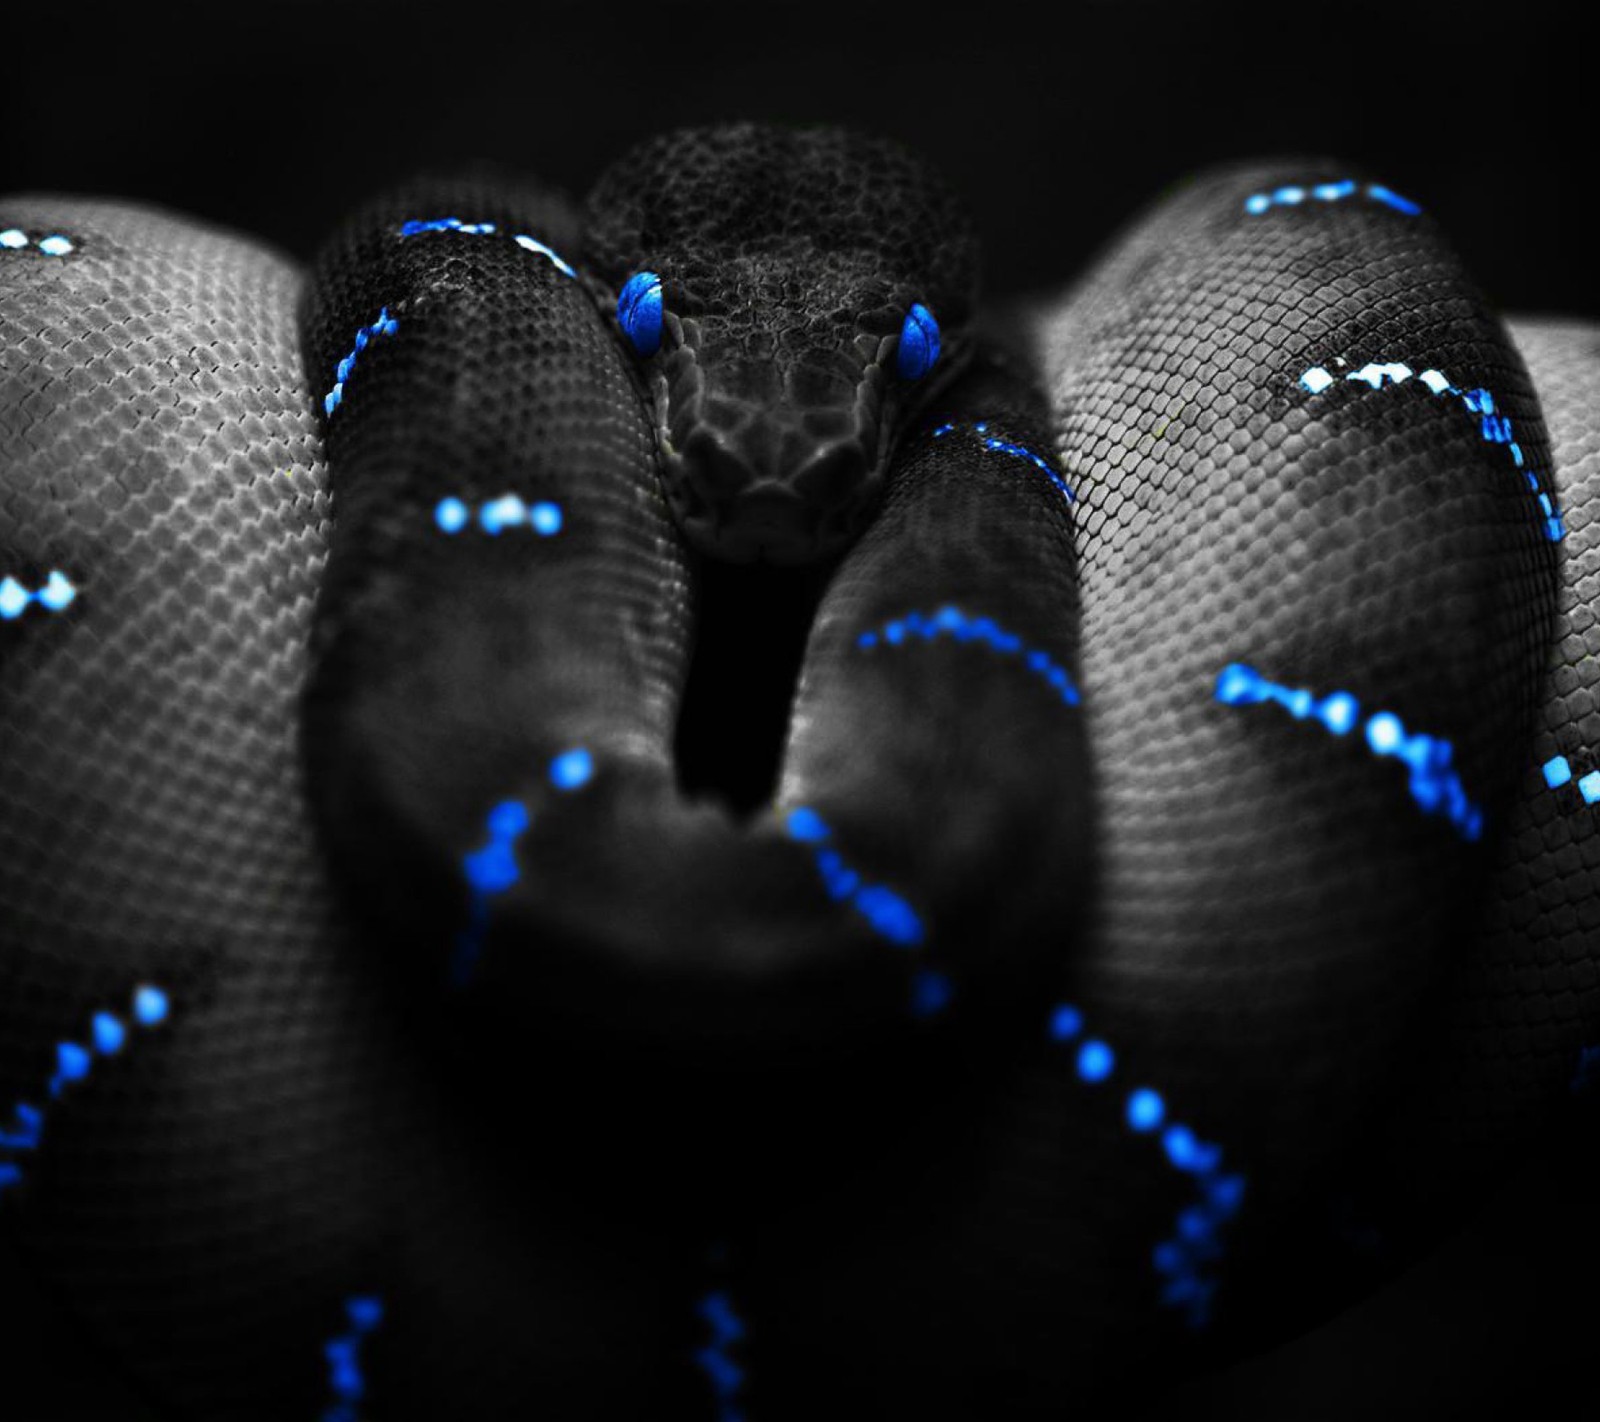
[
  {"x1": 617, "y1": 271, "x2": 664, "y2": 356},
  {"x1": 897, "y1": 302, "x2": 941, "y2": 381}
]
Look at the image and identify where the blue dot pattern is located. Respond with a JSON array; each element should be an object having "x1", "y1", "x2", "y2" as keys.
[
  {"x1": 434, "y1": 494, "x2": 564, "y2": 536},
  {"x1": 1242, "y1": 179, "x2": 1421, "y2": 217},
  {"x1": 1050, "y1": 1003, "x2": 1244, "y2": 1328},
  {"x1": 0, "y1": 986, "x2": 170, "y2": 1199},
  {"x1": 395, "y1": 216, "x2": 578, "y2": 279},
  {"x1": 1299, "y1": 359, "x2": 1564, "y2": 543},
  {"x1": 450, "y1": 748, "x2": 595, "y2": 984},
  {"x1": 0, "y1": 570, "x2": 76, "y2": 620},
  {"x1": 909, "y1": 968, "x2": 954, "y2": 1017},
  {"x1": 1215, "y1": 662, "x2": 1484, "y2": 840},
  {"x1": 0, "y1": 227, "x2": 75, "y2": 256},
  {"x1": 323, "y1": 308, "x2": 399, "y2": 417},
  {"x1": 932, "y1": 420, "x2": 1075, "y2": 502},
  {"x1": 1541, "y1": 754, "x2": 1600, "y2": 806},
  {"x1": 695, "y1": 1288, "x2": 747, "y2": 1422},
  {"x1": 1127, "y1": 1087, "x2": 1165, "y2": 1132},
  {"x1": 399, "y1": 217, "x2": 497, "y2": 237},
  {"x1": 856, "y1": 605, "x2": 1080, "y2": 707},
  {"x1": 511, "y1": 235, "x2": 579, "y2": 279},
  {"x1": 321, "y1": 1294, "x2": 384, "y2": 1422},
  {"x1": 1570, "y1": 1043, "x2": 1600, "y2": 1095},
  {"x1": 1077, "y1": 1039, "x2": 1114, "y2": 1082},
  {"x1": 549, "y1": 747, "x2": 593, "y2": 792},
  {"x1": 782, "y1": 808, "x2": 941, "y2": 1014}
]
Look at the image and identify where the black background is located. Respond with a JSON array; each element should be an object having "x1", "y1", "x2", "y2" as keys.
[
  {"x1": 4, "y1": 3, "x2": 1596, "y2": 320},
  {"x1": 4, "y1": 2, "x2": 1599, "y2": 1417}
]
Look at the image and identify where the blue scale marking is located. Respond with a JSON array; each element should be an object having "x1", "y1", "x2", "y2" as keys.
[
  {"x1": 1541, "y1": 754, "x2": 1600, "y2": 806},
  {"x1": 399, "y1": 216, "x2": 496, "y2": 237},
  {"x1": 0, "y1": 986, "x2": 170, "y2": 1199},
  {"x1": 931, "y1": 419, "x2": 1075, "y2": 502},
  {"x1": 1298, "y1": 359, "x2": 1564, "y2": 542},
  {"x1": 695, "y1": 1286, "x2": 747, "y2": 1422},
  {"x1": 1215, "y1": 662, "x2": 1483, "y2": 841},
  {"x1": 320, "y1": 1294, "x2": 384, "y2": 1422},
  {"x1": 435, "y1": 494, "x2": 563, "y2": 536},
  {"x1": 782, "y1": 807, "x2": 939, "y2": 1015},
  {"x1": 450, "y1": 747, "x2": 595, "y2": 984},
  {"x1": 1243, "y1": 180, "x2": 1421, "y2": 216},
  {"x1": 323, "y1": 308, "x2": 399, "y2": 417},
  {"x1": 910, "y1": 968, "x2": 954, "y2": 1017},
  {"x1": 1571, "y1": 1044, "x2": 1600, "y2": 1095},
  {"x1": 856, "y1": 604, "x2": 1081, "y2": 707},
  {"x1": 512, "y1": 235, "x2": 578, "y2": 279},
  {"x1": 1051, "y1": 1003, "x2": 1244, "y2": 1328},
  {"x1": 0, "y1": 570, "x2": 76, "y2": 620},
  {"x1": 394, "y1": 215, "x2": 578, "y2": 279},
  {"x1": 0, "y1": 227, "x2": 75, "y2": 256}
]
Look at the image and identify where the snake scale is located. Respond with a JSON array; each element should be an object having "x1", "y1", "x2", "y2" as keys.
[{"x1": 0, "y1": 123, "x2": 1596, "y2": 1419}]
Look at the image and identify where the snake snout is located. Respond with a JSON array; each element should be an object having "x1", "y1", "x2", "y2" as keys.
[
  {"x1": 671, "y1": 423, "x2": 874, "y2": 564},
  {"x1": 662, "y1": 354, "x2": 884, "y2": 563}
]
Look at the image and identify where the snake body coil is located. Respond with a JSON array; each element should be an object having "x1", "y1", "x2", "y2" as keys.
[
  {"x1": 299, "y1": 138, "x2": 1089, "y2": 1061},
  {"x1": 0, "y1": 128, "x2": 1596, "y2": 1420}
]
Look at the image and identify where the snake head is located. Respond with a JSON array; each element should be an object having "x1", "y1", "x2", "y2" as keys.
[{"x1": 585, "y1": 122, "x2": 979, "y2": 564}]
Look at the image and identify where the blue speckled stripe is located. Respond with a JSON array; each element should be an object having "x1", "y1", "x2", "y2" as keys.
[
  {"x1": 1243, "y1": 180, "x2": 1421, "y2": 216},
  {"x1": 0, "y1": 986, "x2": 170, "y2": 1199},
  {"x1": 0, "y1": 227, "x2": 75, "y2": 256},
  {"x1": 695, "y1": 1280, "x2": 747, "y2": 1422},
  {"x1": 320, "y1": 1295, "x2": 384, "y2": 1422},
  {"x1": 451, "y1": 748, "x2": 595, "y2": 984},
  {"x1": 324, "y1": 308, "x2": 399, "y2": 417},
  {"x1": 434, "y1": 494, "x2": 564, "y2": 536},
  {"x1": 1540, "y1": 754, "x2": 1600, "y2": 806},
  {"x1": 932, "y1": 420, "x2": 1074, "y2": 502},
  {"x1": 396, "y1": 216, "x2": 578, "y2": 279},
  {"x1": 782, "y1": 806, "x2": 949, "y2": 1018},
  {"x1": 1215, "y1": 662, "x2": 1484, "y2": 841},
  {"x1": 0, "y1": 570, "x2": 76, "y2": 620},
  {"x1": 856, "y1": 604, "x2": 1080, "y2": 707},
  {"x1": 1049, "y1": 1004, "x2": 1244, "y2": 1328},
  {"x1": 1298, "y1": 358, "x2": 1564, "y2": 542}
]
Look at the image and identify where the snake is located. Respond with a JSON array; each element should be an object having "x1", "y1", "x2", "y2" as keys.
[{"x1": 0, "y1": 125, "x2": 1596, "y2": 1419}]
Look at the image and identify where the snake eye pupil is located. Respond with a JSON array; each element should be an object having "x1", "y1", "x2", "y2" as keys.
[
  {"x1": 618, "y1": 270, "x2": 664, "y2": 356},
  {"x1": 897, "y1": 302, "x2": 941, "y2": 381}
]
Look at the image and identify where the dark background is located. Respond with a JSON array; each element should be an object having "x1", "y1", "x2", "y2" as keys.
[
  {"x1": 4, "y1": 2, "x2": 1598, "y2": 1416},
  {"x1": 4, "y1": 3, "x2": 1596, "y2": 320}
]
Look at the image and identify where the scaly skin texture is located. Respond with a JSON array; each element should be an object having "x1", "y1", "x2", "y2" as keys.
[
  {"x1": 0, "y1": 133, "x2": 1596, "y2": 1420},
  {"x1": 298, "y1": 155, "x2": 1088, "y2": 1069}
]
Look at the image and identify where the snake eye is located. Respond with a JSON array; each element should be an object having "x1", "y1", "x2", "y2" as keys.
[
  {"x1": 618, "y1": 271, "x2": 664, "y2": 356},
  {"x1": 897, "y1": 302, "x2": 941, "y2": 381}
]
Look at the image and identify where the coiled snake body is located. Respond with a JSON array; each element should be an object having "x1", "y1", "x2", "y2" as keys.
[{"x1": 0, "y1": 125, "x2": 1596, "y2": 1419}]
